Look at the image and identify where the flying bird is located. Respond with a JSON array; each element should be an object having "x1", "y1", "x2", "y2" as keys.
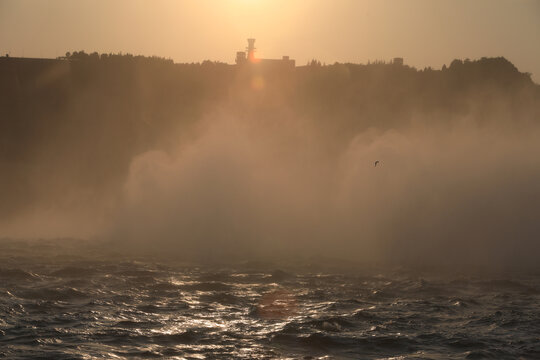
[{"x1": 374, "y1": 160, "x2": 380, "y2": 167}]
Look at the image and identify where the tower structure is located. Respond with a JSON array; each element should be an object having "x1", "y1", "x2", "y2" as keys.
[{"x1": 247, "y1": 38, "x2": 256, "y2": 62}]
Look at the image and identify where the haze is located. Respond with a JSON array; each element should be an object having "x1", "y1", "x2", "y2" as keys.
[
  {"x1": 2, "y1": 4, "x2": 540, "y2": 358},
  {"x1": 1, "y1": 1, "x2": 540, "y2": 270},
  {"x1": 1, "y1": 0, "x2": 539, "y2": 82}
]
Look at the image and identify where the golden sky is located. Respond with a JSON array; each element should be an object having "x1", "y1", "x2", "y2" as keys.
[{"x1": 1, "y1": 0, "x2": 539, "y2": 81}]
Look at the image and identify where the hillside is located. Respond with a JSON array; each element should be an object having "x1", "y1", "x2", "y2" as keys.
[{"x1": 0, "y1": 53, "x2": 538, "y2": 220}]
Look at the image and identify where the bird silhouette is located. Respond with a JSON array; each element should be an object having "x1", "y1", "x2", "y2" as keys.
[{"x1": 374, "y1": 160, "x2": 380, "y2": 167}]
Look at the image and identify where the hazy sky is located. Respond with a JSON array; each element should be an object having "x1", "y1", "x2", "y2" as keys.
[{"x1": 1, "y1": 0, "x2": 539, "y2": 81}]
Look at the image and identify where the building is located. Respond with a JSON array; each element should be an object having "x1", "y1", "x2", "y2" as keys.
[
  {"x1": 393, "y1": 57, "x2": 404, "y2": 66},
  {"x1": 235, "y1": 39, "x2": 295, "y2": 69}
]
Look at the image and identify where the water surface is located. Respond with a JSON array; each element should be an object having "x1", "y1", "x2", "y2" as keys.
[{"x1": 1, "y1": 239, "x2": 539, "y2": 359}]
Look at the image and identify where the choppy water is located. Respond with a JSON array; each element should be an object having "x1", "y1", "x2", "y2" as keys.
[{"x1": 1, "y1": 239, "x2": 539, "y2": 359}]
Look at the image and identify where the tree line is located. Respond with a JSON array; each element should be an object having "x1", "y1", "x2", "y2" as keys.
[{"x1": 0, "y1": 53, "x2": 538, "y2": 219}]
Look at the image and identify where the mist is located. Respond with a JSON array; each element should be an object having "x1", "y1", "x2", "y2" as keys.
[
  {"x1": 1, "y1": 55, "x2": 539, "y2": 269},
  {"x1": 103, "y1": 108, "x2": 540, "y2": 268}
]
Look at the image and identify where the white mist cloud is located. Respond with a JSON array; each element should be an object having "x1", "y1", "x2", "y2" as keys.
[{"x1": 108, "y1": 113, "x2": 540, "y2": 268}]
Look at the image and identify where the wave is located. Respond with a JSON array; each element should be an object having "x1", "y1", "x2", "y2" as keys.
[
  {"x1": 179, "y1": 281, "x2": 233, "y2": 292},
  {"x1": 0, "y1": 268, "x2": 38, "y2": 281},
  {"x1": 198, "y1": 292, "x2": 242, "y2": 305},
  {"x1": 114, "y1": 320, "x2": 162, "y2": 329},
  {"x1": 271, "y1": 332, "x2": 353, "y2": 350},
  {"x1": 16, "y1": 287, "x2": 88, "y2": 301},
  {"x1": 277, "y1": 315, "x2": 356, "y2": 335},
  {"x1": 151, "y1": 330, "x2": 201, "y2": 345},
  {"x1": 476, "y1": 279, "x2": 538, "y2": 294},
  {"x1": 50, "y1": 266, "x2": 97, "y2": 278},
  {"x1": 136, "y1": 302, "x2": 188, "y2": 313},
  {"x1": 149, "y1": 282, "x2": 182, "y2": 291}
]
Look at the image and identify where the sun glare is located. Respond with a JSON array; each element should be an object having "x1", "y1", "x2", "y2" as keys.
[{"x1": 216, "y1": 0, "x2": 304, "y2": 41}]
